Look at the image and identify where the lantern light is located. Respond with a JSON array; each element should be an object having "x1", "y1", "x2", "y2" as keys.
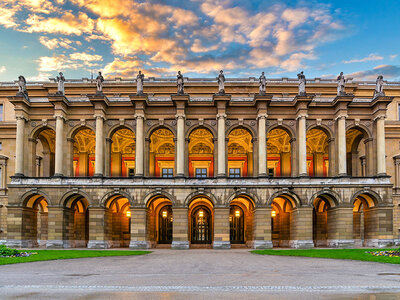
[
  {"x1": 198, "y1": 210, "x2": 204, "y2": 218},
  {"x1": 235, "y1": 210, "x2": 240, "y2": 217},
  {"x1": 162, "y1": 210, "x2": 168, "y2": 218},
  {"x1": 126, "y1": 210, "x2": 131, "y2": 218},
  {"x1": 271, "y1": 210, "x2": 276, "y2": 217}
]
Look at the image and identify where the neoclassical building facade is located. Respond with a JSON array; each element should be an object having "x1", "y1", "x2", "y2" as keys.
[{"x1": 0, "y1": 75, "x2": 400, "y2": 249}]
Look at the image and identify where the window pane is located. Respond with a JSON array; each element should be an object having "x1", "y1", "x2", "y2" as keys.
[
  {"x1": 229, "y1": 168, "x2": 240, "y2": 178},
  {"x1": 162, "y1": 168, "x2": 173, "y2": 178},
  {"x1": 0, "y1": 104, "x2": 3, "y2": 121},
  {"x1": 195, "y1": 168, "x2": 207, "y2": 178}
]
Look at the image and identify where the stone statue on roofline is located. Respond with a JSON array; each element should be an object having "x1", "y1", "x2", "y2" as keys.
[
  {"x1": 17, "y1": 75, "x2": 28, "y2": 96},
  {"x1": 136, "y1": 70, "x2": 144, "y2": 95},
  {"x1": 337, "y1": 72, "x2": 345, "y2": 95},
  {"x1": 374, "y1": 75, "x2": 385, "y2": 97},
  {"x1": 297, "y1": 71, "x2": 306, "y2": 95},
  {"x1": 259, "y1": 72, "x2": 266, "y2": 95},
  {"x1": 96, "y1": 71, "x2": 104, "y2": 94},
  {"x1": 217, "y1": 70, "x2": 225, "y2": 94},
  {"x1": 177, "y1": 71, "x2": 184, "y2": 94},
  {"x1": 56, "y1": 72, "x2": 65, "y2": 95}
]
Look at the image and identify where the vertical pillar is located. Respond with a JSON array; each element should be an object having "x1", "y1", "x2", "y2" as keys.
[
  {"x1": 376, "y1": 116, "x2": 386, "y2": 176},
  {"x1": 6, "y1": 206, "x2": 23, "y2": 248},
  {"x1": 15, "y1": 116, "x2": 26, "y2": 176},
  {"x1": 135, "y1": 114, "x2": 144, "y2": 177},
  {"x1": 289, "y1": 207, "x2": 314, "y2": 248},
  {"x1": 104, "y1": 138, "x2": 112, "y2": 177},
  {"x1": 88, "y1": 207, "x2": 111, "y2": 248},
  {"x1": 213, "y1": 207, "x2": 230, "y2": 249},
  {"x1": 171, "y1": 207, "x2": 189, "y2": 249},
  {"x1": 54, "y1": 116, "x2": 65, "y2": 176},
  {"x1": 337, "y1": 115, "x2": 347, "y2": 176},
  {"x1": 176, "y1": 114, "x2": 185, "y2": 177},
  {"x1": 94, "y1": 116, "x2": 104, "y2": 176},
  {"x1": 129, "y1": 206, "x2": 150, "y2": 249},
  {"x1": 327, "y1": 206, "x2": 354, "y2": 248},
  {"x1": 217, "y1": 113, "x2": 226, "y2": 177},
  {"x1": 46, "y1": 206, "x2": 65, "y2": 248},
  {"x1": 258, "y1": 114, "x2": 267, "y2": 177},
  {"x1": 297, "y1": 115, "x2": 307, "y2": 176},
  {"x1": 364, "y1": 206, "x2": 394, "y2": 247},
  {"x1": 252, "y1": 207, "x2": 273, "y2": 249}
]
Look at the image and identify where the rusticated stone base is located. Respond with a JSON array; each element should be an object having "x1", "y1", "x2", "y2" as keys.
[
  {"x1": 129, "y1": 240, "x2": 150, "y2": 249},
  {"x1": 289, "y1": 240, "x2": 314, "y2": 249},
  {"x1": 213, "y1": 241, "x2": 231, "y2": 249},
  {"x1": 252, "y1": 240, "x2": 273, "y2": 249},
  {"x1": 87, "y1": 240, "x2": 112, "y2": 249},
  {"x1": 364, "y1": 239, "x2": 394, "y2": 248},
  {"x1": 46, "y1": 239, "x2": 64, "y2": 249},
  {"x1": 171, "y1": 241, "x2": 189, "y2": 250},
  {"x1": 6, "y1": 239, "x2": 38, "y2": 248},
  {"x1": 327, "y1": 239, "x2": 355, "y2": 248}
]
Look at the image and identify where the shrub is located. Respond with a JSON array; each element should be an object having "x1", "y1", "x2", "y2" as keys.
[{"x1": 0, "y1": 244, "x2": 20, "y2": 256}]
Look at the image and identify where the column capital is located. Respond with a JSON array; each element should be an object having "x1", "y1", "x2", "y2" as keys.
[
  {"x1": 53, "y1": 113, "x2": 67, "y2": 121},
  {"x1": 335, "y1": 114, "x2": 348, "y2": 121},
  {"x1": 134, "y1": 113, "x2": 145, "y2": 120},
  {"x1": 257, "y1": 113, "x2": 268, "y2": 120},
  {"x1": 175, "y1": 113, "x2": 186, "y2": 120},
  {"x1": 216, "y1": 113, "x2": 227, "y2": 120},
  {"x1": 374, "y1": 115, "x2": 386, "y2": 121},
  {"x1": 94, "y1": 113, "x2": 106, "y2": 121},
  {"x1": 295, "y1": 114, "x2": 308, "y2": 120},
  {"x1": 15, "y1": 115, "x2": 28, "y2": 122}
]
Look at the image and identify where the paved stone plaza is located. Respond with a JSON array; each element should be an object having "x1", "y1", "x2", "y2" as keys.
[{"x1": 0, "y1": 250, "x2": 400, "y2": 299}]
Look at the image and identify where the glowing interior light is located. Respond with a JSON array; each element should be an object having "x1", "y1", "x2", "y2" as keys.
[
  {"x1": 126, "y1": 210, "x2": 131, "y2": 218},
  {"x1": 271, "y1": 210, "x2": 276, "y2": 217},
  {"x1": 235, "y1": 210, "x2": 240, "y2": 217},
  {"x1": 162, "y1": 210, "x2": 168, "y2": 218},
  {"x1": 199, "y1": 210, "x2": 204, "y2": 218}
]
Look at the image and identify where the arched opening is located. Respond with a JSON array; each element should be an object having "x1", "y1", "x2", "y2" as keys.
[
  {"x1": 353, "y1": 193, "x2": 377, "y2": 247},
  {"x1": 23, "y1": 195, "x2": 49, "y2": 247},
  {"x1": 110, "y1": 128, "x2": 135, "y2": 177},
  {"x1": 189, "y1": 197, "x2": 214, "y2": 247},
  {"x1": 105, "y1": 195, "x2": 131, "y2": 247},
  {"x1": 267, "y1": 127, "x2": 292, "y2": 177},
  {"x1": 312, "y1": 197, "x2": 330, "y2": 247},
  {"x1": 271, "y1": 195, "x2": 296, "y2": 247},
  {"x1": 228, "y1": 128, "x2": 253, "y2": 177},
  {"x1": 72, "y1": 128, "x2": 96, "y2": 177},
  {"x1": 146, "y1": 197, "x2": 173, "y2": 247},
  {"x1": 188, "y1": 127, "x2": 214, "y2": 178},
  {"x1": 306, "y1": 128, "x2": 329, "y2": 177},
  {"x1": 63, "y1": 195, "x2": 89, "y2": 247},
  {"x1": 346, "y1": 127, "x2": 369, "y2": 177},
  {"x1": 229, "y1": 196, "x2": 254, "y2": 246},
  {"x1": 33, "y1": 128, "x2": 55, "y2": 177},
  {"x1": 149, "y1": 128, "x2": 175, "y2": 177}
]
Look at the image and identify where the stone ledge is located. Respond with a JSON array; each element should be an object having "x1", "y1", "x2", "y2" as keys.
[
  {"x1": 129, "y1": 240, "x2": 150, "y2": 249},
  {"x1": 87, "y1": 240, "x2": 112, "y2": 249},
  {"x1": 289, "y1": 240, "x2": 314, "y2": 249},
  {"x1": 171, "y1": 241, "x2": 189, "y2": 250},
  {"x1": 327, "y1": 239, "x2": 355, "y2": 248},
  {"x1": 213, "y1": 241, "x2": 231, "y2": 249},
  {"x1": 252, "y1": 240, "x2": 273, "y2": 249}
]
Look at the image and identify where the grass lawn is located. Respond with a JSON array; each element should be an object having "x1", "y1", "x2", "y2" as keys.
[
  {"x1": 251, "y1": 248, "x2": 400, "y2": 264},
  {"x1": 0, "y1": 249, "x2": 151, "y2": 265}
]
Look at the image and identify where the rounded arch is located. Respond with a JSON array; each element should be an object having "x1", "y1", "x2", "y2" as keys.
[
  {"x1": 351, "y1": 190, "x2": 381, "y2": 208},
  {"x1": 184, "y1": 191, "x2": 217, "y2": 207},
  {"x1": 267, "y1": 190, "x2": 301, "y2": 208},
  {"x1": 68, "y1": 124, "x2": 96, "y2": 139},
  {"x1": 20, "y1": 189, "x2": 52, "y2": 207},
  {"x1": 107, "y1": 124, "x2": 136, "y2": 139},
  {"x1": 309, "y1": 190, "x2": 341, "y2": 208},
  {"x1": 100, "y1": 190, "x2": 134, "y2": 207},
  {"x1": 146, "y1": 124, "x2": 176, "y2": 140},
  {"x1": 266, "y1": 124, "x2": 295, "y2": 139},
  {"x1": 59, "y1": 190, "x2": 92, "y2": 207},
  {"x1": 306, "y1": 124, "x2": 333, "y2": 140},
  {"x1": 143, "y1": 190, "x2": 176, "y2": 206},
  {"x1": 225, "y1": 191, "x2": 258, "y2": 207},
  {"x1": 186, "y1": 124, "x2": 216, "y2": 139},
  {"x1": 345, "y1": 124, "x2": 372, "y2": 140},
  {"x1": 29, "y1": 124, "x2": 56, "y2": 140},
  {"x1": 226, "y1": 124, "x2": 256, "y2": 138}
]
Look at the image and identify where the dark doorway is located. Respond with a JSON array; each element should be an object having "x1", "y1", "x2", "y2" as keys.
[
  {"x1": 191, "y1": 206, "x2": 212, "y2": 244},
  {"x1": 230, "y1": 205, "x2": 244, "y2": 244},
  {"x1": 158, "y1": 205, "x2": 173, "y2": 244}
]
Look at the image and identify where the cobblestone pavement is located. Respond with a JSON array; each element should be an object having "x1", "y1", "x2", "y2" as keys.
[{"x1": 0, "y1": 249, "x2": 400, "y2": 299}]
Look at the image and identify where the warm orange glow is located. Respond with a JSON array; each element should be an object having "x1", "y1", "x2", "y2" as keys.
[
  {"x1": 126, "y1": 210, "x2": 131, "y2": 218},
  {"x1": 162, "y1": 210, "x2": 168, "y2": 218},
  {"x1": 271, "y1": 210, "x2": 276, "y2": 217},
  {"x1": 235, "y1": 210, "x2": 240, "y2": 217},
  {"x1": 198, "y1": 210, "x2": 204, "y2": 218}
]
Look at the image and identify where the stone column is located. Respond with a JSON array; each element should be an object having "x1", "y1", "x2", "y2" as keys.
[
  {"x1": 289, "y1": 207, "x2": 314, "y2": 248},
  {"x1": 54, "y1": 116, "x2": 65, "y2": 176},
  {"x1": 15, "y1": 116, "x2": 26, "y2": 176},
  {"x1": 88, "y1": 207, "x2": 111, "y2": 249},
  {"x1": 172, "y1": 207, "x2": 189, "y2": 249},
  {"x1": 376, "y1": 116, "x2": 386, "y2": 176},
  {"x1": 364, "y1": 206, "x2": 394, "y2": 247},
  {"x1": 46, "y1": 206, "x2": 65, "y2": 248},
  {"x1": 337, "y1": 115, "x2": 347, "y2": 176},
  {"x1": 94, "y1": 116, "x2": 104, "y2": 176},
  {"x1": 252, "y1": 207, "x2": 273, "y2": 249},
  {"x1": 104, "y1": 138, "x2": 112, "y2": 177},
  {"x1": 129, "y1": 207, "x2": 150, "y2": 249},
  {"x1": 258, "y1": 114, "x2": 267, "y2": 177},
  {"x1": 176, "y1": 114, "x2": 185, "y2": 177},
  {"x1": 217, "y1": 114, "x2": 226, "y2": 177},
  {"x1": 213, "y1": 207, "x2": 230, "y2": 249},
  {"x1": 327, "y1": 206, "x2": 354, "y2": 248},
  {"x1": 297, "y1": 115, "x2": 307, "y2": 176},
  {"x1": 6, "y1": 206, "x2": 24, "y2": 248},
  {"x1": 135, "y1": 114, "x2": 144, "y2": 177}
]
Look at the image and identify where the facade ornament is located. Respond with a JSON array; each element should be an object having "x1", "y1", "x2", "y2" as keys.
[
  {"x1": 297, "y1": 71, "x2": 306, "y2": 95},
  {"x1": 17, "y1": 75, "x2": 28, "y2": 96},
  {"x1": 177, "y1": 71, "x2": 184, "y2": 94},
  {"x1": 56, "y1": 72, "x2": 65, "y2": 95},
  {"x1": 337, "y1": 72, "x2": 345, "y2": 95},
  {"x1": 96, "y1": 71, "x2": 104, "y2": 94},
  {"x1": 217, "y1": 70, "x2": 225, "y2": 94},
  {"x1": 136, "y1": 70, "x2": 144, "y2": 95},
  {"x1": 259, "y1": 72, "x2": 266, "y2": 95},
  {"x1": 374, "y1": 75, "x2": 385, "y2": 97}
]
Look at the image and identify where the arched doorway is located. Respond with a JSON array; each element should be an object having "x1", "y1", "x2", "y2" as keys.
[
  {"x1": 271, "y1": 195, "x2": 296, "y2": 247},
  {"x1": 229, "y1": 196, "x2": 254, "y2": 246},
  {"x1": 110, "y1": 128, "x2": 135, "y2": 177},
  {"x1": 23, "y1": 195, "x2": 49, "y2": 247},
  {"x1": 105, "y1": 195, "x2": 131, "y2": 247},
  {"x1": 33, "y1": 128, "x2": 55, "y2": 177},
  {"x1": 267, "y1": 127, "x2": 292, "y2": 177},
  {"x1": 227, "y1": 128, "x2": 253, "y2": 177},
  {"x1": 312, "y1": 197, "x2": 330, "y2": 247},
  {"x1": 149, "y1": 128, "x2": 175, "y2": 177},
  {"x1": 346, "y1": 127, "x2": 370, "y2": 177},
  {"x1": 230, "y1": 205, "x2": 244, "y2": 244},
  {"x1": 189, "y1": 197, "x2": 214, "y2": 247},
  {"x1": 306, "y1": 128, "x2": 329, "y2": 177},
  {"x1": 72, "y1": 128, "x2": 96, "y2": 177},
  {"x1": 63, "y1": 195, "x2": 89, "y2": 248},
  {"x1": 353, "y1": 193, "x2": 377, "y2": 247},
  {"x1": 188, "y1": 127, "x2": 214, "y2": 178},
  {"x1": 147, "y1": 197, "x2": 173, "y2": 247}
]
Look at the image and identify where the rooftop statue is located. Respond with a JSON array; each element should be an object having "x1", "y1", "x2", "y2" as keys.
[
  {"x1": 136, "y1": 70, "x2": 144, "y2": 95},
  {"x1": 337, "y1": 72, "x2": 345, "y2": 95},
  {"x1": 96, "y1": 71, "x2": 104, "y2": 94},
  {"x1": 177, "y1": 71, "x2": 184, "y2": 94},
  {"x1": 217, "y1": 70, "x2": 225, "y2": 94},
  {"x1": 297, "y1": 71, "x2": 306, "y2": 95},
  {"x1": 374, "y1": 75, "x2": 385, "y2": 97},
  {"x1": 259, "y1": 72, "x2": 266, "y2": 95},
  {"x1": 17, "y1": 75, "x2": 28, "y2": 96},
  {"x1": 56, "y1": 72, "x2": 65, "y2": 95}
]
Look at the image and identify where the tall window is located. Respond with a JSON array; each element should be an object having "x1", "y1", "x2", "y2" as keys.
[
  {"x1": 0, "y1": 104, "x2": 3, "y2": 121},
  {"x1": 195, "y1": 168, "x2": 207, "y2": 178},
  {"x1": 229, "y1": 168, "x2": 241, "y2": 178},
  {"x1": 162, "y1": 168, "x2": 173, "y2": 178},
  {"x1": 398, "y1": 103, "x2": 400, "y2": 121}
]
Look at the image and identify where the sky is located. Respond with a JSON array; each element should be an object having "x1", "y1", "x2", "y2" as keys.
[{"x1": 0, "y1": 0, "x2": 399, "y2": 81}]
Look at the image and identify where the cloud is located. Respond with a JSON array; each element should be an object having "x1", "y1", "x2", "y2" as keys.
[
  {"x1": 347, "y1": 65, "x2": 400, "y2": 80},
  {"x1": 69, "y1": 52, "x2": 103, "y2": 61},
  {"x1": 36, "y1": 54, "x2": 102, "y2": 73},
  {"x1": 0, "y1": 66, "x2": 6, "y2": 73},
  {"x1": 39, "y1": 36, "x2": 77, "y2": 50},
  {"x1": 102, "y1": 57, "x2": 168, "y2": 77},
  {"x1": 281, "y1": 8, "x2": 309, "y2": 29},
  {"x1": 0, "y1": 5, "x2": 18, "y2": 28},
  {"x1": 390, "y1": 54, "x2": 398, "y2": 60},
  {"x1": 343, "y1": 53, "x2": 383, "y2": 64}
]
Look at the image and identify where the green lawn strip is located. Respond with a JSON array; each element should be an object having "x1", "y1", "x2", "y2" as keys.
[
  {"x1": 0, "y1": 250, "x2": 151, "y2": 265},
  {"x1": 251, "y1": 249, "x2": 400, "y2": 264}
]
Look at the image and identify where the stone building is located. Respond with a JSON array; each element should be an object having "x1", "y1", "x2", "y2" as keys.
[{"x1": 0, "y1": 75, "x2": 399, "y2": 249}]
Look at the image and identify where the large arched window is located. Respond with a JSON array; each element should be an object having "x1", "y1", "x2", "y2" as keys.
[
  {"x1": 267, "y1": 128, "x2": 291, "y2": 177},
  {"x1": 188, "y1": 128, "x2": 214, "y2": 178},
  {"x1": 73, "y1": 128, "x2": 96, "y2": 177},
  {"x1": 346, "y1": 127, "x2": 370, "y2": 176},
  {"x1": 227, "y1": 128, "x2": 253, "y2": 177},
  {"x1": 306, "y1": 128, "x2": 329, "y2": 177},
  {"x1": 34, "y1": 128, "x2": 56, "y2": 177},
  {"x1": 110, "y1": 128, "x2": 135, "y2": 177},
  {"x1": 149, "y1": 128, "x2": 175, "y2": 177}
]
